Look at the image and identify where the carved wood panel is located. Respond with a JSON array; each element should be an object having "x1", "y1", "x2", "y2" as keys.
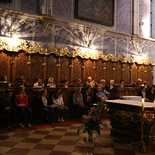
[
  {"x1": 115, "y1": 61, "x2": 122, "y2": 84},
  {"x1": 60, "y1": 57, "x2": 70, "y2": 83},
  {"x1": 139, "y1": 65, "x2": 145, "y2": 81},
  {"x1": 131, "y1": 63, "x2": 138, "y2": 82},
  {"x1": 73, "y1": 57, "x2": 82, "y2": 82},
  {"x1": 96, "y1": 59, "x2": 104, "y2": 83},
  {"x1": 84, "y1": 59, "x2": 94, "y2": 81},
  {"x1": 146, "y1": 65, "x2": 153, "y2": 86},
  {"x1": 0, "y1": 51, "x2": 154, "y2": 86},
  {"x1": 15, "y1": 53, "x2": 29, "y2": 83},
  {"x1": 46, "y1": 54, "x2": 57, "y2": 83},
  {"x1": 122, "y1": 63, "x2": 130, "y2": 84},
  {"x1": 106, "y1": 61, "x2": 114, "y2": 82},
  {"x1": 30, "y1": 54, "x2": 43, "y2": 84},
  {"x1": 0, "y1": 52, "x2": 11, "y2": 81}
]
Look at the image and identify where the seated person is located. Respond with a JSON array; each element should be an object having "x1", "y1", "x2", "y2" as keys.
[
  {"x1": 85, "y1": 76, "x2": 96, "y2": 88},
  {"x1": 146, "y1": 87, "x2": 155, "y2": 102},
  {"x1": 1, "y1": 75, "x2": 11, "y2": 87},
  {"x1": 134, "y1": 78, "x2": 142, "y2": 87},
  {"x1": 128, "y1": 80, "x2": 135, "y2": 87},
  {"x1": 17, "y1": 77, "x2": 28, "y2": 87},
  {"x1": 0, "y1": 89, "x2": 16, "y2": 130},
  {"x1": 33, "y1": 78, "x2": 44, "y2": 88},
  {"x1": 106, "y1": 79, "x2": 116, "y2": 91},
  {"x1": 83, "y1": 86, "x2": 94, "y2": 110},
  {"x1": 138, "y1": 86, "x2": 149, "y2": 101},
  {"x1": 38, "y1": 89, "x2": 53, "y2": 123},
  {"x1": 74, "y1": 79, "x2": 83, "y2": 87},
  {"x1": 118, "y1": 80, "x2": 125, "y2": 88},
  {"x1": 73, "y1": 87, "x2": 88, "y2": 115},
  {"x1": 14, "y1": 86, "x2": 32, "y2": 128},
  {"x1": 52, "y1": 87, "x2": 69, "y2": 122},
  {"x1": 96, "y1": 86, "x2": 107, "y2": 103},
  {"x1": 61, "y1": 79, "x2": 69, "y2": 88},
  {"x1": 98, "y1": 79, "x2": 110, "y2": 99},
  {"x1": 47, "y1": 77, "x2": 56, "y2": 88},
  {"x1": 142, "y1": 81, "x2": 149, "y2": 89}
]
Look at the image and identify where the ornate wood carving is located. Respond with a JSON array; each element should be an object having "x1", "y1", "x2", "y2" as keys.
[
  {"x1": 0, "y1": 52, "x2": 11, "y2": 81},
  {"x1": 60, "y1": 57, "x2": 70, "y2": 83},
  {"x1": 46, "y1": 54, "x2": 57, "y2": 83},
  {"x1": 0, "y1": 51, "x2": 153, "y2": 86},
  {"x1": 30, "y1": 54, "x2": 43, "y2": 84},
  {"x1": 73, "y1": 57, "x2": 82, "y2": 84},
  {"x1": 15, "y1": 53, "x2": 29, "y2": 83}
]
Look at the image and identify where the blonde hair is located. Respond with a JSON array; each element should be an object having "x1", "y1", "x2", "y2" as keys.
[
  {"x1": 48, "y1": 77, "x2": 54, "y2": 83},
  {"x1": 100, "y1": 79, "x2": 105, "y2": 82}
]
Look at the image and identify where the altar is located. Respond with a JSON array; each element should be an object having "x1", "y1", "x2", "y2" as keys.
[{"x1": 106, "y1": 99, "x2": 155, "y2": 152}]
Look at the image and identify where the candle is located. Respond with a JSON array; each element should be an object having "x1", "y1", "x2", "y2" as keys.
[{"x1": 142, "y1": 98, "x2": 145, "y2": 111}]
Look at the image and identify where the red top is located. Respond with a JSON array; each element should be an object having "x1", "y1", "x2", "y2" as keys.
[{"x1": 15, "y1": 94, "x2": 28, "y2": 107}]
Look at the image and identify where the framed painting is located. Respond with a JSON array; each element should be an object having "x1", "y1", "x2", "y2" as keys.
[{"x1": 75, "y1": 0, "x2": 114, "y2": 26}]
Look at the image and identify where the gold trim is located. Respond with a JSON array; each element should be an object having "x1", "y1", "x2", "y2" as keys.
[{"x1": 0, "y1": 40, "x2": 154, "y2": 65}]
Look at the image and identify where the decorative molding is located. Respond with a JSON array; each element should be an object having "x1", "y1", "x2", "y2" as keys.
[{"x1": 0, "y1": 40, "x2": 153, "y2": 65}]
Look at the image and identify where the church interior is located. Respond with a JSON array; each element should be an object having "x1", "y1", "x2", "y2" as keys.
[{"x1": 0, "y1": 0, "x2": 155, "y2": 154}]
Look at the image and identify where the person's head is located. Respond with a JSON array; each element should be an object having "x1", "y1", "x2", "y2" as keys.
[
  {"x1": 97, "y1": 86, "x2": 103, "y2": 92},
  {"x1": 41, "y1": 89, "x2": 47, "y2": 96},
  {"x1": 143, "y1": 81, "x2": 147, "y2": 85},
  {"x1": 110, "y1": 79, "x2": 114, "y2": 85},
  {"x1": 120, "y1": 80, "x2": 125, "y2": 85},
  {"x1": 76, "y1": 79, "x2": 82, "y2": 85},
  {"x1": 2, "y1": 75, "x2": 7, "y2": 81},
  {"x1": 100, "y1": 79, "x2": 105, "y2": 84},
  {"x1": 75, "y1": 87, "x2": 82, "y2": 94},
  {"x1": 87, "y1": 76, "x2": 92, "y2": 82},
  {"x1": 150, "y1": 87, "x2": 155, "y2": 92},
  {"x1": 128, "y1": 81, "x2": 134, "y2": 85},
  {"x1": 48, "y1": 77, "x2": 54, "y2": 83},
  {"x1": 19, "y1": 86, "x2": 25, "y2": 94},
  {"x1": 37, "y1": 78, "x2": 42, "y2": 83},
  {"x1": 4, "y1": 89, "x2": 12, "y2": 98},
  {"x1": 55, "y1": 87, "x2": 62, "y2": 94},
  {"x1": 19, "y1": 77, "x2": 25, "y2": 83},
  {"x1": 62, "y1": 79, "x2": 68, "y2": 86},
  {"x1": 137, "y1": 78, "x2": 142, "y2": 84}
]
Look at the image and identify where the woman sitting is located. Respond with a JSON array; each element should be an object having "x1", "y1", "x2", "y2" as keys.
[
  {"x1": 47, "y1": 77, "x2": 56, "y2": 88},
  {"x1": 38, "y1": 89, "x2": 53, "y2": 123},
  {"x1": 52, "y1": 87, "x2": 69, "y2": 122},
  {"x1": 14, "y1": 86, "x2": 32, "y2": 128},
  {"x1": 83, "y1": 86, "x2": 94, "y2": 110},
  {"x1": 73, "y1": 87, "x2": 88, "y2": 115}
]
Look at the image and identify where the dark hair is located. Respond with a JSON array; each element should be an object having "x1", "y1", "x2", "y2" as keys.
[
  {"x1": 4, "y1": 89, "x2": 12, "y2": 95},
  {"x1": 120, "y1": 80, "x2": 124, "y2": 84},
  {"x1": 61, "y1": 79, "x2": 67, "y2": 83},
  {"x1": 53, "y1": 87, "x2": 61, "y2": 99}
]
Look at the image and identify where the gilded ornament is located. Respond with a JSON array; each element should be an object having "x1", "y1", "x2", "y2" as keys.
[
  {"x1": 69, "y1": 64, "x2": 73, "y2": 68},
  {"x1": 0, "y1": 40, "x2": 154, "y2": 65}
]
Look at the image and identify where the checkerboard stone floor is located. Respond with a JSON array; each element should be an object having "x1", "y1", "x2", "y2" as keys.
[{"x1": 0, "y1": 121, "x2": 154, "y2": 155}]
